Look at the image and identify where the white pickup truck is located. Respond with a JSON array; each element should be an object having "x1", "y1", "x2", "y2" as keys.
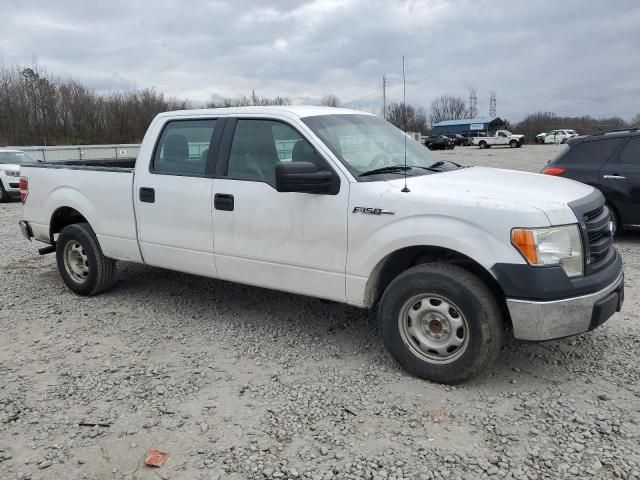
[
  {"x1": 18, "y1": 106, "x2": 624, "y2": 383},
  {"x1": 473, "y1": 130, "x2": 526, "y2": 148}
]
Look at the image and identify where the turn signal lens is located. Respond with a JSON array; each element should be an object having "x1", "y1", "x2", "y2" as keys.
[
  {"x1": 512, "y1": 229, "x2": 538, "y2": 264},
  {"x1": 543, "y1": 167, "x2": 566, "y2": 176}
]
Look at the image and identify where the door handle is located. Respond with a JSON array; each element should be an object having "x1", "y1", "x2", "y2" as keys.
[
  {"x1": 139, "y1": 187, "x2": 155, "y2": 203},
  {"x1": 214, "y1": 193, "x2": 234, "y2": 211},
  {"x1": 602, "y1": 174, "x2": 626, "y2": 180}
]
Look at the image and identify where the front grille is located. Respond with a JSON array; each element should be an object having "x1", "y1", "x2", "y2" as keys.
[{"x1": 583, "y1": 205, "x2": 613, "y2": 270}]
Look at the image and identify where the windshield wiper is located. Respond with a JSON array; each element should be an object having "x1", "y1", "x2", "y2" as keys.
[
  {"x1": 429, "y1": 160, "x2": 462, "y2": 169},
  {"x1": 359, "y1": 165, "x2": 414, "y2": 177}
]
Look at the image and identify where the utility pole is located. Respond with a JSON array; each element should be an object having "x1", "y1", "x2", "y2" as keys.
[
  {"x1": 382, "y1": 75, "x2": 387, "y2": 120},
  {"x1": 489, "y1": 91, "x2": 496, "y2": 118},
  {"x1": 468, "y1": 87, "x2": 478, "y2": 118}
]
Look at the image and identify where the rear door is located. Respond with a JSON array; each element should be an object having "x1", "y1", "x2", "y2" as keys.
[
  {"x1": 211, "y1": 116, "x2": 349, "y2": 302},
  {"x1": 133, "y1": 117, "x2": 222, "y2": 277},
  {"x1": 600, "y1": 136, "x2": 640, "y2": 226}
]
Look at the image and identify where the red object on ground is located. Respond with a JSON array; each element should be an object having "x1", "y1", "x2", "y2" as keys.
[{"x1": 145, "y1": 449, "x2": 169, "y2": 467}]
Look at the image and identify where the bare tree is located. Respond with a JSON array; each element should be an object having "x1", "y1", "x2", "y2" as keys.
[
  {"x1": 631, "y1": 113, "x2": 640, "y2": 127},
  {"x1": 320, "y1": 95, "x2": 340, "y2": 107},
  {"x1": 387, "y1": 102, "x2": 428, "y2": 133},
  {"x1": 429, "y1": 95, "x2": 467, "y2": 125},
  {"x1": 207, "y1": 92, "x2": 291, "y2": 108},
  {"x1": 514, "y1": 111, "x2": 630, "y2": 139},
  {"x1": 0, "y1": 62, "x2": 188, "y2": 145}
]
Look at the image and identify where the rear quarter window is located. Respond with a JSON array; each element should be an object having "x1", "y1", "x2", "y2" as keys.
[{"x1": 555, "y1": 138, "x2": 624, "y2": 166}]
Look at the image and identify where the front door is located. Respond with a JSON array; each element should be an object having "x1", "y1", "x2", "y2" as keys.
[
  {"x1": 212, "y1": 117, "x2": 349, "y2": 302},
  {"x1": 600, "y1": 136, "x2": 640, "y2": 227},
  {"x1": 134, "y1": 118, "x2": 219, "y2": 277}
]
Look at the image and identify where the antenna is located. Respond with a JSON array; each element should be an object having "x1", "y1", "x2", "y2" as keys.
[{"x1": 401, "y1": 55, "x2": 410, "y2": 193}]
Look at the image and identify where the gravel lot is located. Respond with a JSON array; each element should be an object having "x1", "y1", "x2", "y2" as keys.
[{"x1": 1, "y1": 145, "x2": 639, "y2": 480}]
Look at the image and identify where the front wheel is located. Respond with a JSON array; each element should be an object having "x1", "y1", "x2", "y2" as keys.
[
  {"x1": 606, "y1": 203, "x2": 620, "y2": 235},
  {"x1": 378, "y1": 263, "x2": 503, "y2": 384},
  {"x1": 56, "y1": 223, "x2": 117, "y2": 295},
  {"x1": 509, "y1": 140, "x2": 518, "y2": 148}
]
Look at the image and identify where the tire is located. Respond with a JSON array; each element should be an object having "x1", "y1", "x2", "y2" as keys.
[
  {"x1": 606, "y1": 203, "x2": 620, "y2": 235},
  {"x1": 427, "y1": 144, "x2": 433, "y2": 150},
  {"x1": 509, "y1": 140, "x2": 518, "y2": 148},
  {"x1": 55, "y1": 223, "x2": 117, "y2": 295},
  {"x1": 378, "y1": 263, "x2": 503, "y2": 384},
  {"x1": 0, "y1": 181, "x2": 9, "y2": 203},
  {"x1": 479, "y1": 141, "x2": 487, "y2": 149}
]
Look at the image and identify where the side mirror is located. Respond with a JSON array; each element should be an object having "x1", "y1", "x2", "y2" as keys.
[{"x1": 275, "y1": 161, "x2": 338, "y2": 195}]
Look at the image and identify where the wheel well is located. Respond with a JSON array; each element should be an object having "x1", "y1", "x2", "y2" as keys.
[
  {"x1": 50, "y1": 207, "x2": 88, "y2": 242},
  {"x1": 364, "y1": 246, "x2": 511, "y2": 327}
]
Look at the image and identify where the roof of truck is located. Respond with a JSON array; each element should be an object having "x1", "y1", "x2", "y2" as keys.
[{"x1": 157, "y1": 105, "x2": 375, "y2": 119}]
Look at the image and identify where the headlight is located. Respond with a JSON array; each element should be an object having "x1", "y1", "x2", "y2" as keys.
[
  {"x1": 5, "y1": 170, "x2": 20, "y2": 177},
  {"x1": 512, "y1": 225, "x2": 583, "y2": 277}
]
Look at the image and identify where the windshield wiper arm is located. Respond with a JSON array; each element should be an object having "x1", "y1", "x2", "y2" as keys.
[{"x1": 358, "y1": 165, "x2": 413, "y2": 177}]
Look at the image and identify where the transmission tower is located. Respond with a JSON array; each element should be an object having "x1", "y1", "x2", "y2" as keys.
[
  {"x1": 489, "y1": 91, "x2": 496, "y2": 117},
  {"x1": 468, "y1": 87, "x2": 478, "y2": 118}
]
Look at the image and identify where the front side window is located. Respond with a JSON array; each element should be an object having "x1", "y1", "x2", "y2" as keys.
[
  {"x1": 619, "y1": 137, "x2": 640, "y2": 165},
  {"x1": 302, "y1": 114, "x2": 440, "y2": 178},
  {"x1": 153, "y1": 119, "x2": 217, "y2": 176},
  {"x1": 228, "y1": 120, "x2": 319, "y2": 184}
]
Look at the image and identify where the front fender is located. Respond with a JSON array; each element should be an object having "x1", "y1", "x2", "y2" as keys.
[{"x1": 345, "y1": 215, "x2": 525, "y2": 306}]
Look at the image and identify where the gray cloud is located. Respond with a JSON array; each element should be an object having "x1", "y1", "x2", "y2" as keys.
[{"x1": 1, "y1": 0, "x2": 639, "y2": 121}]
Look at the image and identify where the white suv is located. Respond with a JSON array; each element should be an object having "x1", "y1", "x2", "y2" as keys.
[
  {"x1": 0, "y1": 149, "x2": 36, "y2": 202},
  {"x1": 536, "y1": 129, "x2": 578, "y2": 144}
]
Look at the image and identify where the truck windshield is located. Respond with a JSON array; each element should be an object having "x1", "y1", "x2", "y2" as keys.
[
  {"x1": 302, "y1": 114, "x2": 440, "y2": 178},
  {"x1": 0, "y1": 152, "x2": 35, "y2": 164}
]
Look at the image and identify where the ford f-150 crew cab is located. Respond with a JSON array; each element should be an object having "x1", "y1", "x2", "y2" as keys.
[
  {"x1": 473, "y1": 130, "x2": 526, "y2": 148},
  {"x1": 18, "y1": 106, "x2": 624, "y2": 383}
]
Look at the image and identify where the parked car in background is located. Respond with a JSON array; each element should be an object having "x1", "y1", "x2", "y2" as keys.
[
  {"x1": 536, "y1": 129, "x2": 579, "y2": 144},
  {"x1": 446, "y1": 134, "x2": 471, "y2": 146},
  {"x1": 424, "y1": 135, "x2": 454, "y2": 150},
  {"x1": 473, "y1": 130, "x2": 525, "y2": 148},
  {"x1": 542, "y1": 128, "x2": 640, "y2": 233},
  {"x1": 0, "y1": 149, "x2": 37, "y2": 202},
  {"x1": 18, "y1": 106, "x2": 624, "y2": 383}
]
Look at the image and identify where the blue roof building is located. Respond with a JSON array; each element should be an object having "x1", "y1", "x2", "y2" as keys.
[{"x1": 432, "y1": 117, "x2": 504, "y2": 134}]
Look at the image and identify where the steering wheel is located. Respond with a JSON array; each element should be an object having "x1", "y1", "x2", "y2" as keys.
[{"x1": 368, "y1": 152, "x2": 392, "y2": 169}]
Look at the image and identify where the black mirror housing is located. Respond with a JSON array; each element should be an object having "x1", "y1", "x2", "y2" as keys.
[{"x1": 275, "y1": 162, "x2": 338, "y2": 195}]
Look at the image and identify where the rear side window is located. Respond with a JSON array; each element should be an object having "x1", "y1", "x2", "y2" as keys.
[
  {"x1": 558, "y1": 138, "x2": 623, "y2": 166},
  {"x1": 153, "y1": 119, "x2": 217, "y2": 176},
  {"x1": 619, "y1": 137, "x2": 640, "y2": 165}
]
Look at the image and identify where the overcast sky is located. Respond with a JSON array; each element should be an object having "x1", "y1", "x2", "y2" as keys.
[{"x1": 1, "y1": 0, "x2": 639, "y2": 121}]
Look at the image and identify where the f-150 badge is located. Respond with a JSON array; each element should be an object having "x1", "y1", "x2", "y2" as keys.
[{"x1": 352, "y1": 207, "x2": 395, "y2": 215}]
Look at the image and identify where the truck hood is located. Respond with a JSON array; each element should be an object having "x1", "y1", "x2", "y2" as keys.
[{"x1": 386, "y1": 166, "x2": 594, "y2": 225}]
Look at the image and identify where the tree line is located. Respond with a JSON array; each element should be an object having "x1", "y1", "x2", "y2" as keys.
[
  {"x1": 1, "y1": 62, "x2": 638, "y2": 145},
  {"x1": 0, "y1": 64, "x2": 188, "y2": 146}
]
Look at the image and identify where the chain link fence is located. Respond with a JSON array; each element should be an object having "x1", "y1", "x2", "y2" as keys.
[{"x1": 6, "y1": 144, "x2": 140, "y2": 163}]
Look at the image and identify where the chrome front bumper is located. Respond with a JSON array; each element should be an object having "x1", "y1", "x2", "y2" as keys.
[{"x1": 507, "y1": 271, "x2": 624, "y2": 341}]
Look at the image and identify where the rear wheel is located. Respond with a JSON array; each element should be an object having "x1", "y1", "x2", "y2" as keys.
[
  {"x1": 479, "y1": 141, "x2": 487, "y2": 149},
  {"x1": 56, "y1": 223, "x2": 117, "y2": 295},
  {"x1": 378, "y1": 263, "x2": 504, "y2": 384}
]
